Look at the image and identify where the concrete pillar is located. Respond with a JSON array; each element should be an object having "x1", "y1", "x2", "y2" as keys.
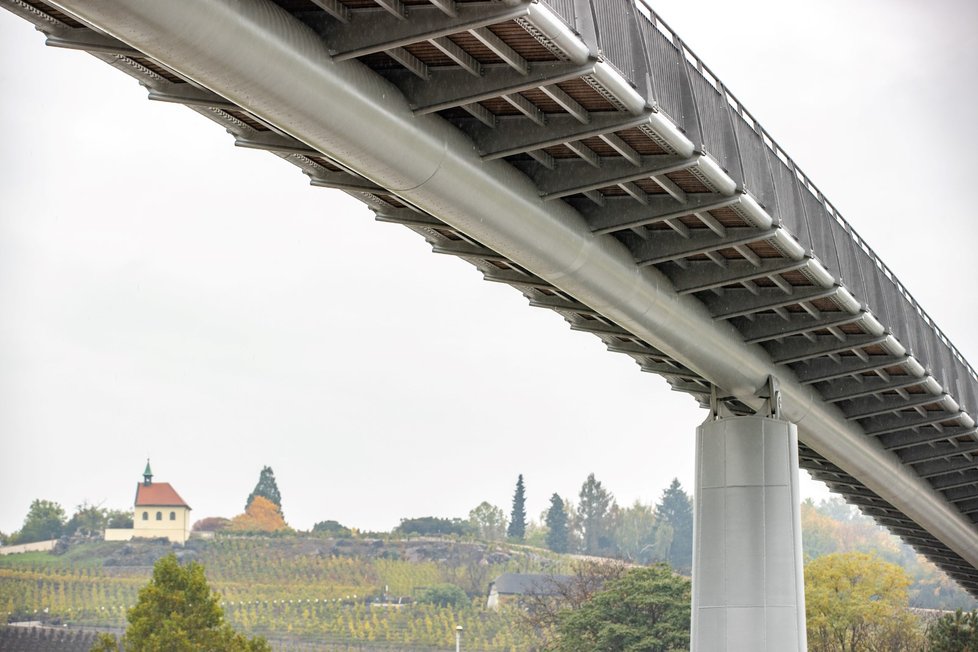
[{"x1": 691, "y1": 414, "x2": 807, "y2": 651}]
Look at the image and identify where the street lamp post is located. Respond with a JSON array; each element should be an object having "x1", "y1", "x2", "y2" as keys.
[{"x1": 455, "y1": 625, "x2": 463, "y2": 652}]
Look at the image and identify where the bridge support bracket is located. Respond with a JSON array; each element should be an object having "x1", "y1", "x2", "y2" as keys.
[{"x1": 693, "y1": 384, "x2": 806, "y2": 651}]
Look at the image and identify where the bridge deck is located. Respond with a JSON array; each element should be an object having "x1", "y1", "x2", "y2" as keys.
[{"x1": 4, "y1": 0, "x2": 976, "y2": 594}]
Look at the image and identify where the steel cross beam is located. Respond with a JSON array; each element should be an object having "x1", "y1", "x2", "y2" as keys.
[
  {"x1": 471, "y1": 111, "x2": 654, "y2": 159},
  {"x1": 586, "y1": 193, "x2": 741, "y2": 234},
  {"x1": 668, "y1": 257, "x2": 812, "y2": 294},
  {"x1": 766, "y1": 334, "x2": 891, "y2": 364},
  {"x1": 321, "y1": 2, "x2": 530, "y2": 59},
  {"x1": 389, "y1": 61, "x2": 596, "y2": 114},
  {"x1": 531, "y1": 154, "x2": 694, "y2": 199},
  {"x1": 842, "y1": 393, "x2": 951, "y2": 421},
  {"x1": 881, "y1": 426, "x2": 978, "y2": 451},
  {"x1": 702, "y1": 285, "x2": 841, "y2": 320},
  {"x1": 900, "y1": 441, "x2": 978, "y2": 465}
]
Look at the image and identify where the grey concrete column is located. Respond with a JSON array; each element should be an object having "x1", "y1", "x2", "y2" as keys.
[{"x1": 691, "y1": 414, "x2": 807, "y2": 651}]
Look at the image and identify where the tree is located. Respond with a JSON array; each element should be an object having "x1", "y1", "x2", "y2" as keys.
[
  {"x1": 90, "y1": 633, "x2": 122, "y2": 652},
  {"x1": 927, "y1": 609, "x2": 978, "y2": 651},
  {"x1": 469, "y1": 502, "x2": 507, "y2": 541},
  {"x1": 614, "y1": 500, "x2": 659, "y2": 564},
  {"x1": 508, "y1": 474, "x2": 527, "y2": 541},
  {"x1": 416, "y1": 584, "x2": 469, "y2": 608},
  {"x1": 245, "y1": 466, "x2": 282, "y2": 512},
  {"x1": 799, "y1": 498, "x2": 975, "y2": 611},
  {"x1": 65, "y1": 502, "x2": 107, "y2": 537},
  {"x1": 394, "y1": 516, "x2": 470, "y2": 537},
  {"x1": 806, "y1": 497, "x2": 899, "y2": 559},
  {"x1": 552, "y1": 565, "x2": 690, "y2": 652},
  {"x1": 193, "y1": 517, "x2": 231, "y2": 533},
  {"x1": 517, "y1": 560, "x2": 629, "y2": 646},
  {"x1": 545, "y1": 494, "x2": 570, "y2": 553},
  {"x1": 107, "y1": 553, "x2": 270, "y2": 651},
  {"x1": 805, "y1": 551, "x2": 922, "y2": 652},
  {"x1": 13, "y1": 499, "x2": 66, "y2": 544},
  {"x1": 801, "y1": 498, "x2": 840, "y2": 560},
  {"x1": 230, "y1": 496, "x2": 289, "y2": 533},
  {"x1": 106, "y1": 508, "x2": 134, "y2": 529},
  {"x1": 818, "y1": 496, "x2": 858, "y2": 522},
  {"x1": 577, "y1": 474, "x2": 616, "y2": 555},
  {"x1": 438, "y1": 543, "x2": 493, "y2": 595},
  {"x1": 525, "y1": 520, "x2": 549, "y2": 548},
  {"x1": 654, "y1": 479, "x2": 693, "y2": 573},
  {"x1": 312, "y1": 519, "x2": 352, "y2": 537}
]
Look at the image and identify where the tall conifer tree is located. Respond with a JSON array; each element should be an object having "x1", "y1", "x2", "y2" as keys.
[
  {"x1": 507, "y1": 474, "x2": 527, "y2": 540},
  {"x1": 655, "y1": 478, "x2": 693, "y2": 573},
  {"x1": 545, "y1": 493, "x2": 570, "y2": 553},
  {"x1": 246, "y1": 466, "x2": 282, "y2": 512},
  {"x1": 578, "y1": 473, "x2": 615, "y2": 555}
]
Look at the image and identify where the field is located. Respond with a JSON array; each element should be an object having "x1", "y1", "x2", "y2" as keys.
[{"x1": 0, "y1": 536, "x2": 564, "y2": 650}]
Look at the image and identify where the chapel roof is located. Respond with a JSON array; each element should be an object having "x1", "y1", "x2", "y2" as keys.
[{"x1": 134, "y1": 482, "x2": 190, "y2": 508}]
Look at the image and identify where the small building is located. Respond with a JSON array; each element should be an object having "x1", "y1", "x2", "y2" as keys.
[
  {"x1": 486, "y1": 573, "x2": 573, "y2": 611},
  {"x1": 105, "y1": 461, "x2": 192, "y2": 544}
]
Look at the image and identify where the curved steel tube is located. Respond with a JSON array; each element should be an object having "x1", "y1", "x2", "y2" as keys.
[{"x1": 48, "y1": 0, "x2": 978, "y2": 567}]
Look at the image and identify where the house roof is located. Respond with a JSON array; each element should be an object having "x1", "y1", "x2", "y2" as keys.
[
  {"x1": 489, "y1": 573, "x2": 573, "y2": 596},
  {"x1": 134, "y1": 482, "x2": 190, "y2": 508}
]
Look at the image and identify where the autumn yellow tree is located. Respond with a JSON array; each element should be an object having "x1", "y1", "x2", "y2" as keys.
[
  {"x1": 800, "y1": 499, "x2": 840, "y2": 559},
  {"x1": 230, "y1": 496, "x2": 290, "y2": 533},
  {"x1": 805, "y1": 551, "x2": 923, "y2": 652}
]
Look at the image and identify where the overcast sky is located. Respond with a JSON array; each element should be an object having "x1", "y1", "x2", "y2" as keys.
[{"x1": 1, "y1": 0, "x2": 975, "y2": 536}]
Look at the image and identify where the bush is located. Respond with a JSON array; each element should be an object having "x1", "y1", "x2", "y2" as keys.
[
  {"x1": 312, "y1": 520, "x2": 353, "y2": 537},
  {"x1": 193, "y1": 517, "x2": 232, "y2": 532},
  {"x1": 416, "y1": 583, "x2": 469, "y2": 608},
  {"x1": 395, "y1": 517, "x2": 471, "y2": 537}
]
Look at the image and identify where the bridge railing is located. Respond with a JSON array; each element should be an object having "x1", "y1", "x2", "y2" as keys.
[{"x1": 541, "y1": 0, "x2": 977, "y2": 413}]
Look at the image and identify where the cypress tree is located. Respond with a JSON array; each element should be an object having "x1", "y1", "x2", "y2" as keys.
[
  {"x1": 544, "y1": 493, "x2": 569, "y2": 553},
  {"x1": 246, "y1": 466, "x2": 282, "y2": 512},
  {"x1": 507, "y1": 474, "x2": 527, "y2": 541}
]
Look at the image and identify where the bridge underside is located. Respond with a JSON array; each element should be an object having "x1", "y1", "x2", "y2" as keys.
[{"x1": 4, "y1": 0, "x2": 977, "y2": 595}]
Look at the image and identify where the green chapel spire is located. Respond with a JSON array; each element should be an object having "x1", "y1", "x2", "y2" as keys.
[{"x1": 143, "y1": 459, "x2": 153, "y2": 486}]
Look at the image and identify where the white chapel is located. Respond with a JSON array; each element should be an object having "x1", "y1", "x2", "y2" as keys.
[{"x1": 105, "y1": 460, "x2": 192, "y2": 544}]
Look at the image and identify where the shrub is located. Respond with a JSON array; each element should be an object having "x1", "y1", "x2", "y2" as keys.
[{"x1": 416, "y1": 583, "x2": 469, "y2": 608}]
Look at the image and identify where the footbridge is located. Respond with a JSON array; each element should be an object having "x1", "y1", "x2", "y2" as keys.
[{"x1": 5, "y1": 0, "x2": 977, "y2": 646}]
